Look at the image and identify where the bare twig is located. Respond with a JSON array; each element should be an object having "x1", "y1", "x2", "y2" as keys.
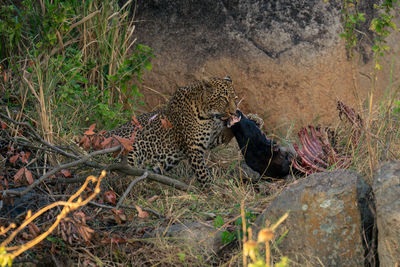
[
  {"x1": 0, "y1": 146, "x2": 120, "y2": 197},
  {"x1": 0, "y1": 112, "x2": 79, "y2": 159},
  {"x1": 53, "y1": 165, "x2": 190, "y2": 192},
  {"x1": 107, "y1": 163, "x2": 192, "y2": 192},
  {"x1": 116, "y1": 172, "x2": 148, "y2": 209},
  {"x1": 88, "y1": 201, "x2": 166, "y2": 219},
  {"x1": 0, "y1": 112, "x2": 106, "y2": 169}
]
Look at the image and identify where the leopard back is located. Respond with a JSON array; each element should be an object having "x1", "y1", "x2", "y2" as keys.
[{"x1": 108, "y1": 77, "x2": 238, "y2": 185}]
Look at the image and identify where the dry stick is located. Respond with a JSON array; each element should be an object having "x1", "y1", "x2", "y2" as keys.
[
  {"x1": 0, "y1": 146, "x2": 121, "y2": 197},
  {"x1": 107, "y1": 163, "x2": 191, "y2": 192},
  {"x1": 0, "y1": 113, "x2": 191, "y2": 191},
  {"x1": 0, "y1": 113, "x2": 79, "y2": 159},
  {"x1": 116, "y1": 172, "x2": 148, "y2": 209},
  {"x1": 54, "y1": 165, "x2": 190, "y2": 192},
  {"x1": 0, "y1": 112, "x2": 101, "y2": 168},
  {"x1": 88, "y1": 201, "x2": 165, "y2": 219}
]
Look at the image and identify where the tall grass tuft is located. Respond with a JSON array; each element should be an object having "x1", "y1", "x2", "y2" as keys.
[{"x1": 0, "y1": 0, "x2": 153, "y2": 142}]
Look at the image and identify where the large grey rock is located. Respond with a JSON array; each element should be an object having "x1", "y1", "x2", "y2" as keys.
[
  {"x1": 373, "y1": 161, "x2": 400, "y2": 267},
  {"x1": 253, "y1": 169, "x2": 375, "y2": 266},
  {"x1": 131, "y1": 0, "x2": 399, "y2": 131}
]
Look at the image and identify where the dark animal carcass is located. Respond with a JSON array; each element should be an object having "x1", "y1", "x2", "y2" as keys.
[{"x1": 228, "y1": 110, "x2": 291, "y2": 179}]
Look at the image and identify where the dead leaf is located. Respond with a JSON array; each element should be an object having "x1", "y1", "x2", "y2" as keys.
[
  {"x1": 79, "y1": 135, "x2": 91, "y2": 150},
  {"x1": 60, "y1": 169, "x2": 72, "y2": 178},
  {"x1": 21, "y1": 232, "x2": 30, "y2": 240},
  {"x1": 14, "y1": 168, "x2": 25, "y2": 183},
  {"x1": 101, "y1": 234, "x2": 127, "y2": 244},
  {"x1": 83, "y1": 138, "x2": 91, "y2": 150},
  {"x1": 135, "y1": 205, "x2": 149, "y2": 219},
  {"x1": 73, "y1": 211, "x2": 87, "y2": 224},
  {"x1": 9, "y1": 154, "x2": 19, "y2": 164},
  {"x1": 25, "y1": 168, "x2": 34, "y2": 184},
  {"x1": 19, "y1": 151, "x2": 29, "y2": 164},
  {"x1": 92, "y1": 136, "x2": 101, "y2": 150},
  {"x1": 101, "y1": 137, "x2": 113, "y2": 148},
  {"x1": 98, "y1": 130, "x2": 107, "y2": 135},
  {"x1": 104, "y1": 191, "x2": 117, "y2": 205},
  {"x1": 76, "y1": 224, "x2": 95, "y2": 243},
  {"x1": 84, "y1": 124, "x2": 96, "y2": 136},
  {"x1": 28, "y1": 223, "x2": 40, "y2": 238},
  {"x1": 83, "y1": 259, "x2": 97, "y2": 267},
  {"x1": 113, "y1": 135, "x2": 133, "y2": 152},
  {"x1": 131, "y1": 116, "x2": 141, "y2": 128},
  {"x1": 147, "y1": 195, "x2": 159, "y2": 203},
  {"x1": 1, "y1": 122, "x2": 7, "y2": 129},
  {"x1": 111, "y1": 209, "x2": 127, "y2": 224},
  {"x1": 160, "y1": 117, "x2": 173, "y2": 129}
]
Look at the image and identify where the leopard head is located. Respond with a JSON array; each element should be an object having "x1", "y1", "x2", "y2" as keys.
[{"x1": 200, "y1": 77, "x2": 238, "y2": 118}]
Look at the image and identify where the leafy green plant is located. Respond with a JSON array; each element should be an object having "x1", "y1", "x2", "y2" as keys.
[
  {"x1": 0, "y1": 5, "x2": 23, "y2": 63},
  {"x1": 214, "y1": 208, "x2": 257, "y2": 244},
  {"x1": 337, "y1": 0, "x2": 399, "y2": 69},
  {"x1": 339, "y1": 0, "x2": 366, "y2": 57},
  {"x1": 370, "y1": 0, "x2": 399, "y2": 69},
  {"x1": 0, "y1": 0, "x2": 153, "y2": 139}
]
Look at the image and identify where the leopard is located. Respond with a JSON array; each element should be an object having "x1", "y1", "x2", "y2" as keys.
[{"x1": 107, "y1": 77, "x2": 238, "y2": 185}]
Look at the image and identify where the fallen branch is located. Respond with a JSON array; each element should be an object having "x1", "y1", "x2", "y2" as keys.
[
  {"x1": 88, "y1": 201, "x2": 166, "y2": 219},
  {"x1": 0, "y1": 171, "x2": 106, "y2": 264},
  {"x1": 0, "y1": 112, "x2": 79, "y2": 159},
  {"x1": 53, "y1": 165, "x2": 191, "y2": 192},
  {"x1": 116, "y1": 172, "x2": 148, "y2": 209},
  {"x1": 107, "y1": 163, "x2": 192, "y2": 192},
  {"x1": 0, "y1": 146, "x2": 120, "y2": 197},
  {"x1": 0, "y1": 112, "x2": 103, "y2": 169}
]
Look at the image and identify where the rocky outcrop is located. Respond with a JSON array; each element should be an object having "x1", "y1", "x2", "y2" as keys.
[
  {"x1": 253, "y1": 169, "x2": 376, "y2": 266},
  {"x1": 373, "y1": 161, "x2": 400, "y2": 266},
  {"x1": 132, "y1": 0, "x2": 399, "y2": 131}
]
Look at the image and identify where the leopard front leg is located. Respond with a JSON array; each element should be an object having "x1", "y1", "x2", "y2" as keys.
[{"x1": 187, "y1": 147, "x2": 212, "y2": 186}]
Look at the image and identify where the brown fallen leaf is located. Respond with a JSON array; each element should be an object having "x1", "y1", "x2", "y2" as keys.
[
  {"x1": 28, "y1": 223, "x2": 40, "y2": 238},
  {"x1": 104, "y1": 191, "x2": 117, "y2": 205},
  {"x1": 135, "y1": 205, "x2": 149, "y2": 219},
  {"x1": 9, "y1": 154, "x2": 19, "y2": 164},
  {"x1": 147, "y1": 195, "x2": 159, "y2": 203},
  {"x1": 101, "y1": 137, "x2": 113, "y2": 148},
  {"x1": 111, "y1": 209, "x2": 127, "y2": 224},
  {"x1": 160, "y1": 117, "x2": 173, "y2": 129},
  {"x1": 84, "y1": 123, "x2": 96, "y2": 136},
  {"x1": 14, "y1": 167, "x2": 25, "y2": 183},
  {"x1": 25, "y1": 168, "x2": 34, "y2": 184},
  {"x1": 60, "y1": 169, "x2": 72, "y2": 178},
  {"x1": 76, "y1": 224, "x2": 95, "y2": 243},
  {"x1": 113, "y1": 135, "x2": 133, "y2": 152}
]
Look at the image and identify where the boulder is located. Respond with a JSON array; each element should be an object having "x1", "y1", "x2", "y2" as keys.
[
  {"x1": 253, "y1": 169, "x2": 375, "y2": 266},
  {"x1": 373, "y1": 161, "x2": 400, "y2": 267},
  {"x1": 132, "y1": 0, "x2": 399, "y2": 131}
]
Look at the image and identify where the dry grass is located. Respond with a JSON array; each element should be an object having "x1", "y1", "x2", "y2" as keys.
[{"x1": 60, "y1": 142, "x2": 287, "y2": 266}]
